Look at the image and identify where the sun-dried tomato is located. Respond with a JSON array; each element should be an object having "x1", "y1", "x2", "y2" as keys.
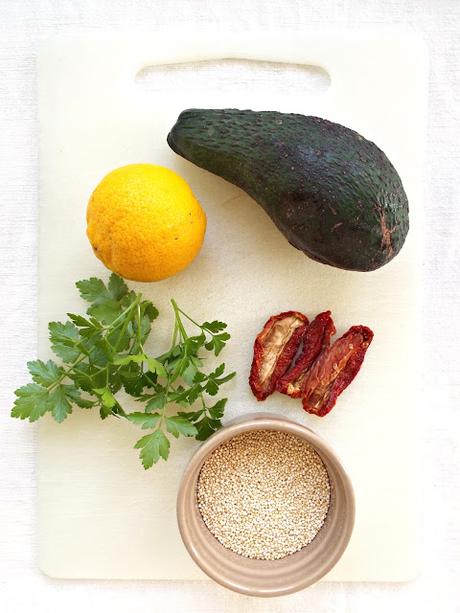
[
  {"x1": 276, "y1": 311, "x2": 335, "y2": 398},
  {"x1": 301, "y1": 325, "x2": 373, "y2": 416},
  {"x1": 249, "y1": 311, "x2": 309, "y2": 401}
]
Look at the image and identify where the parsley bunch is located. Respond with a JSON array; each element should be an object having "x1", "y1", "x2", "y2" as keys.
[{"x1": 11, "y1": 274, "x2": 235, "y2": 469}]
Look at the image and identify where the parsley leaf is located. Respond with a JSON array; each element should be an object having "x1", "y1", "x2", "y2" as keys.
[
  {"x1": 147, "y1": 357, "x2": 167, "y2": 378},
  {"x1": 49, "y1": 321, "x2": 81, "y2": 362},
  {"x1": 182, "y1": 362, "x2": 198, "y2": 385},
  {"x1": 194, "y1": 415, "x2": 222, "y2": 441},
  {"x1": 127, "y1": 412, "x2": 161, "y2": 429},
  {"x1": 208, "y1": 398, "x2": 227, "y2": 420},
  {"x1": 202, "y1": 321, "x2": 227, "y2": 333},
  {"x1": 166, "y1": 416, "x2": 198, "y2": 438},
  {"x1": 134, "y1": 430, "x2": 170, "y2": 468},
  {"x1": 87, "y1": 300, "x2": 121, "y2": 325},
  {"x1": 27, "y1": 359, "x2": 62, "y2": 386},
  {"x1": 94, "y1": 387, "x2": 117, "y2": 409},
  {"x1": 50, "y1": 385, "x2": 73, "y2": 422},
  {"x1": 76, "y1": 277, "x2": 110, "y2": 304},
  {"x1": 108, "y1": 274, "x2": 129, "y2": 301},
  {"x1": 11, "y1": 383, "x2": 50, "y2": 422},
  {"x1": 146, "y1": 393, "x2": 166, "y2": 411}
]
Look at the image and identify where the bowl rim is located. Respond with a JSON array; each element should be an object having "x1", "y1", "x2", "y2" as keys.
[{"x1": 176, "y1": 412, "x2": 355, "y2": 597}]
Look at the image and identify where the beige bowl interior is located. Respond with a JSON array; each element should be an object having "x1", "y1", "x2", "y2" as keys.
[{"x1": 177, "y1": 413, "x2": 355, "y2": 597}]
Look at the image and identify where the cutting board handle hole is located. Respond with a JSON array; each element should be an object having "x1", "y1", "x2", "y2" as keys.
[{"x1": 135, "y1": 59, "x2": 330, "y2": 96}]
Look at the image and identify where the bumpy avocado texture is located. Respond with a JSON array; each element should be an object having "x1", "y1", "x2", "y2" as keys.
[{"x1": 167, "y1": 109, "x2": 409, "y2": 272}]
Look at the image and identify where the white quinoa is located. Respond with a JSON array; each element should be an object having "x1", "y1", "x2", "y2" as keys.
[{"x1": 196, "y1": 430, "x2": 330, "y2": 560}]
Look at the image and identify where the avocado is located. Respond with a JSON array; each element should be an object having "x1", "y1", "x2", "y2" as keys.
[{"x1": 167, "y1": 109, "x2": 409, "y2": 272}]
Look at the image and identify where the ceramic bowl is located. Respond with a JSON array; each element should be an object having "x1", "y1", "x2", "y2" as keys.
[{"x1": 176, "y1": 413, "x2": 355, "y2": 597}]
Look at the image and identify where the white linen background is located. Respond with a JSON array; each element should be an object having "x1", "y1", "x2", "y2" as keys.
[{"x1": 0, "y1": 1, "x2": 458, "y2": 612}]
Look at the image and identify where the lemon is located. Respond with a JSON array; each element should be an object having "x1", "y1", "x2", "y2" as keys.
[{"x1": 86, "y1": 164, "x2": 206, "y2": 282}]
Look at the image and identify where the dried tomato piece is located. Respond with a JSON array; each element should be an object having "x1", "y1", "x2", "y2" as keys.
[
  {"x1": 276, "y1": 311, "x2": 335, "y2": 398},
  {"x1": 249, "y1": 311, "x2": 309, "y2": 401},
  {"x1": 302, "y1": 325, "x2": 373, "y2": 416}
]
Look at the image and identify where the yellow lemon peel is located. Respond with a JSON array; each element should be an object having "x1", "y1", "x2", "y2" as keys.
[{"x1": 86, "y1": 164, "x2": 206, "y2": 282}]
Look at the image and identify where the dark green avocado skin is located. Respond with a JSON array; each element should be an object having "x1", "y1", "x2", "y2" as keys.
[{"x1": 167, "y1": 109, "x2": 409, "y2": 271}]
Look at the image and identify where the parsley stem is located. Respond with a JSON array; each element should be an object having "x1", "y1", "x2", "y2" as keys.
[
  {"x1": 136, "y1": 303, "x2": 143, "y2": 352},
  {"x1": 171, "y1": 320, "x2": 178, "y2": 348},
  {"x1": 105, "y1": 295, "x2": 141, "y2": 331},
  {"x1": 170, "y1": 302, "x2": 221, "y2": 340},
  {"x1": 171, "y1": 301, "x2": 202, "y2": 330},
  {"x1": 46, "y1": 354, "x2": 87, "y2": 393},
  {"x1": 154, "y1": 377, "x2": 171, "y2": 432},
  {"x1": 170, "y1": 299, "x2": 188, "y2": 340},
  {"x1": 113, "y1": 309, "x2": 132, "y2": 351}
]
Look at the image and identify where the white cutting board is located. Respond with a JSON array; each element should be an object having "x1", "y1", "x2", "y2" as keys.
[{"x1": 37, "y1": 31, "x2": 427, "y2": 582}]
